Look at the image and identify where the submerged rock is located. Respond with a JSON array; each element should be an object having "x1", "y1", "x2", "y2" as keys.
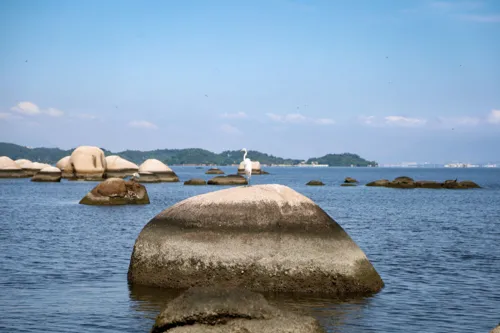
[
  {"x1": 184, "y1": 178, "x2": 207, "y2": 186},
  {"x1": 68, "y1": 146, "x2": 107, "y2": 181},
  {"x1": 128, "y1": 184, "x2": 384, "y2": 296},
  {"x1": 151, "y1": 287, "x2": 325, "y2": 333},
  {"x1": 306, "y1": 180, "x2": 325, "y2": 186},
  {"x1": 31, "y1": 166, "x2": 62, "y2": 182},
  {"x1": 207, "y1": 174, "x2": 247, "y2": 185},
  {"x1": 79, "y1": 178, "x2": 149, "y2": 205},
  {"x1": 341, "y1": 183, "x2": 357, "y2": 187},
  {"x1": 344, "y1": 177, "x2": 358, "y2": 183},
  {"x1": 205, "y1": 168, "x2": 224, "y2": 175},
  {"x1": 139, "y1": 159, "x2": 179, "y2": 182}
]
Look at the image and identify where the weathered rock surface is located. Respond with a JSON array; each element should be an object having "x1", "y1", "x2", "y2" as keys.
[
  {"x1": 366, "y1": 179, "x2": 390, "y2": 187},
  {"x1": 490, "y1": 324, "x2": 500, "y2": 333},
  {"x1": 139, "y1": 159, "x2": 179, "y2": 182},
  {"x1": 15, "y1": 159, "x2": 31, "y2": 168},
  {"x1": 21, "y1": 161, "x2": 52, "y2": 177},
  {"x1": 344, "y1": 177, "x2": 358, "y2": 183},
  {"x1": 68, "y1": 146, "x2": 107, "y2": 180},
  {"x1": 56, "y1": 156, "x2": 73, "y2": 178},
  {"x1": 31, "y1": 166, "x2": 62, "y2": 182},
  {"x1": 184, "y1": 178, "x2": 207, "y2": 185},
  {"x1": 306, "y1": 180, "x2": 325, "y2": 186},
  {"x1": 151, "y1": 287, "x2": 325, "y2": 333},
  {"x1": 207, "y1": 174, "x2": 248, "y2": 185},
  {"x1": 105, "y1": 155, "x2": 139, "y2": 178},
  {"x1": 387, "y1": 176, "x2": 415, "y2": 188},
  {"x1": 138, "y1": 172, "x2": 161, "y2": 183},
  {"x1": 415, "y1": 180, "x2": 442, "y2": 189},
  {"x1": 79, "y1": 178, "x2": 149, "y2": 205},
  {"x1": 238, "y1": 161, "x2": 262, "y2": 175},
  {"x1": 128, "y1": 184, "x2": 383, "y2": 296},
  {"x1": 0, "y1": 156, "x2": 25, "y2": 178},
  {"x1": 341, "y1": 183, "x2": 357, "y2": 187},
  {"x1": 205, "y1": 168, "x2": 224, "y2": 175},
  {"x1": 366, "y1": 177, "x2": 481, "y2": 189}
]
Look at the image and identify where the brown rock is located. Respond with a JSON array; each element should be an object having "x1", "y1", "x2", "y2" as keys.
[
  {"x1": 341, "y1": 183, "x2": 356, "y2": 187},
  {"x1": 128, "y1": 184, "x2": 384, "y2": 296},
  {"x1": 79, "y1": 178, "x2": 150, "y2": 205},
  {"x1": 151, "y1": 287, "x2": 325, "y2": 333},
  {"x1": 207, "y1": 174, "x2": 248, "y2": 185},
  {"x1": 31, "y1": 166, "x2": 62, "y2": 182},
  {"x1": 184, "y1": 178, "x2": 207, "y2": 185},
  {"x1": 490, "y1": 324, "x2": 500, "y2": 333},
  {"x1": 306, "y1": 180, "x2": 325, "y2": 186},
  {"x1": 387, "y1": 176, "x2": 416, "y2": 189},
  {"x1": 205, "y1": 168, "x2": 224, "y2": 175},
  {"x1": 366, "y1": 179, "x2": 390, "y2": 187},
  {"x1": 344, "y1": 177, "x2": 358, "y2": 183},
  {"x1": 415, "y1": 180, "x2": 443, "y2": 189}
]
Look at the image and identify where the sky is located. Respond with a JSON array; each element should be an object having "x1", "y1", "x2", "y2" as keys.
[{"x1": 0, "y1": 0, "x2": 499, "y2": 164}]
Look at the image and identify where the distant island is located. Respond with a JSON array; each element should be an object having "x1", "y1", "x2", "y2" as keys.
[{"x1": 0, "y1": 142, "x2": 378, "y2": 167}]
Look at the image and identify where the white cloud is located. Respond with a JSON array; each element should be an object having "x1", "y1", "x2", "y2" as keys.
[
  {"x1": 266, "y1": 113, "x2": 334, "y2": 125},
  {"x1": 11, "y1": 101, "x2": 40, "y2": 115},
  {"x1": 219, "y1": 124, "x2": 242, "y2": 135},
  {"x1": 385, "y1": 116, "x2": 427, "y2": 126},
  {"x1": 438, "y1": 116, "x2": 481, "y2": 126},
  {"x1": 128, "y1": 120, "x2": 158, "y2": 129},
  {"x1": 45, "y1": 108, "x2": 64, "y2": 117},
  {"x1": 220, "y1": 112, "x2": 247, "y2": 119},
  {"x1": 358, "y1": 115, "x2": 376, "y2": 125},
  {"x1": 488, "y1": 110, "x2": 500, "y2": 124}
]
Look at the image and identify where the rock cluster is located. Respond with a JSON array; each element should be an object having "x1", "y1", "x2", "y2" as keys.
[{"x1": 366, "y1": 176, "x2": 480, "y2": 189}]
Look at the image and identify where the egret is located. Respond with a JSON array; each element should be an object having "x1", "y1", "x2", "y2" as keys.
[
  {"x1": 131, "y1": 172, "x2": 140, "y2": 181},
  {"x1": 240, "y1": 148, "x2": 252, "y2": 186}
]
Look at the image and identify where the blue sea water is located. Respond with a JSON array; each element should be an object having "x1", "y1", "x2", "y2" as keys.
[{"x1": 0, "y1": 167, "x2": 499, "y2": 333}]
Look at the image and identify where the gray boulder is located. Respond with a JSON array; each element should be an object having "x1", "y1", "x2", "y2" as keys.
[
  {"x1": 128, "y1": 184, "x2": 383, "y2": 296},
  {"x1": 150, "y1": 287, "x2": 325, "y2": 333}
]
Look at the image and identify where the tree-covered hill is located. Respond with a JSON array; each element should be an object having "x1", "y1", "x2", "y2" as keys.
[{"x1": 0, "y1": 142, "x2": 377, "y2": 166}]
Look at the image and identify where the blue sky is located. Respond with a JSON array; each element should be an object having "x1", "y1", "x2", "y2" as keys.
[{"x1": 0, "y1": 0, "x2": 499, "y2": 164}]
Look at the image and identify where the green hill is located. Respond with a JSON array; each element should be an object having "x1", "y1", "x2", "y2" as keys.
[{"x1": 0, "y1": 142, "x2": 377, "y2": 166}]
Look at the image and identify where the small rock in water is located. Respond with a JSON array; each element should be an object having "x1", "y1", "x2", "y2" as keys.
[
  {"x1": 79, "y1": 178, "x2": 150, "y2": 205},
  {"x1": 306, "y1": 180, "x2": 325, "y2": 186},
  {"x1": 184, "y1": 178, "x2": 207, "y2": 185},
  {"x1": 207, "y1": 174, "x2": 247, "y2": 185},
  {"x1": 344, "y1": 177, "x2": 358, "y2": 183},
  {"x1": 205, "y1": 168, "x2": 224, "y2": 175}
]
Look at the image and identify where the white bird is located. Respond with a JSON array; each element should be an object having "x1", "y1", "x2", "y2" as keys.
[
  {"x1": 241, "y1": 148, "x2": 252, "y2": 186},
  {"x1": 131, "y1": 172, "x2": 140, "y2": 181}
]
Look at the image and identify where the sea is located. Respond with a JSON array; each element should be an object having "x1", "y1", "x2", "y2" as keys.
[{"x1": 0, "y1": 167, "x2": 499, "y2": 333}]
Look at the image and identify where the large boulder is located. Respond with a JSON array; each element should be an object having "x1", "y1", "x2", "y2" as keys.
[
  {"x1": 151, "y1": 287, "x2": 325, "y2": 333},
  {"x1": 79, "y1": 178, "x2": 149, "y2": 205},
  {"x1": 238, "y1": 161, "x2": 261, "y2": 175},
  {"x1": 205, "y1": 168, "x2": 224, "y2": 175},
  {"x1": 137, "y1": 172, "x2": 161, "y2": 183},
  {"x1": 0, "y1": 156, "x2": 25, "y2": 178},
  {"x1": 21, "y1": 161, "x2": 52, "y2": 176},
  {"x1": 138, "y1": 159, "x2": 179, "y2": 182},
  {"x1": 68, "y1": 146, "x2": 107, "y2": 180},
  {"x1": 128, "y1": 184, "x2": 383, "y2": 296},
  {"x1": 105, "y1": 155, "x2": 139, "y2": 178},
  {"x1": 207, "y1": 174, "x2": 247, "y2": 185},
  {"x1": 184, "y1": 178, "x2": 207, "y2": 185},
  {"x1": 56, "y1": 156, "x2": 73, "y2": 178},
  {"x1": 31, "y1": 166, "x2": 62, "y2": 182}
]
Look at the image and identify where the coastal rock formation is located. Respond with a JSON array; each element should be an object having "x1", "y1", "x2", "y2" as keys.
[
  {"x1": 0, "y1": 156, "x2": 24, "y2": 178},
  {"x1": 366, "y1": 177, "x2": 481, "y2": 189},
  {"x1": 69, "y1": 146, "x2": 107, "y2": 181},
  {"x1": 21, "y1": 161, "x2": 52, "y2": 177},
  {"x1": 31, "y1": 166, "x2": 62, "y2": 182},
  {"x1": 15, "y1": 159, "x2": 31, "y2": 168},
  {"x1": 205, "y1": 168, "x2": 224, "y2": 175},
  {"x1": 151, "y1": 287, "x2": 325, "y2": 333},
  {"x1": 105, "y1": 155, "x2": 139, "y2": 178},
  {"x1": 184, "y1": 178, "x2": 207, "y2": 185},
  {"x1": 341, "y1": 183, "x2": 357, "y2": 187},
  {"x1": 306, "y1": 180, "x2": 325, "y2": 186},
  {"x1": 138, "y1": 159, "x2": 179, "y2": 182},
  {"x1": 79, "y1": 178, "x2": 149, "y2": 205},
  {"x1": 207, "y1": 174, "x2": 248, "y2": 185},
  {"x1": 137, "y1": 172, "x2": 161, "y2": 183},
  {"x1": 261, "y1": 170, "x2": 270, "y2": 174},
  {"x1": 490, "y1": 324, "x2": 500, "y2": 333},
  {"x1": 344, "y1": 177, "x2": 358, "y2": 183},
  {"x1": 56, "y1": 156, "x2": 72, "y2": 178},
  {"x1": 238, "y1": 161, "x2": 262, "y2": 175},
  {"x1": 128, "y1": 184, "x2": 384, "y2": 296}
]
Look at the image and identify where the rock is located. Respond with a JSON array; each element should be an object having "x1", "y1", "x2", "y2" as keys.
[
  {"x1": 151, "y1": 287, "x2": 325, "y2": 333},
  {"x1": 31, "y1": 166, "x2": 62, "y2": 182},
  {"x1": 341, "y1": 183, "x2": 356, "y2": 187},
  {"x1": 306, "y1": 180, "x2": 325, "y2": 186},
  {"x1": 442, "y1": 179, "x2": 481, "y2": 189},
  {"x1": 15, "y1": 159, "x2": 31, "y2": 168},
  {"x1": 184, "y1": 178, "x2": 207, "y2": 186},
  {"x1": 68, "y1": 146, "x2": 107, "y2": 181},
  {"x1": 137, "y1": 172, "x2": 161, "y2": 183},
  {"x1": 260, "y1": 170, "x2": 270, "y2": 175},
  {"x1": 205, "y1": 168, "x2": 224, "y2": 175},
  {"x1": 128, "y1": 184, "x2": 384, "y2": 296},
  {"x1": 387, "y1": 176, "x2": 416, "y2": 189},
  {"x1": 79, "y1": 178, "x2": 150, "y2": 205},
  {"x1": 344, "y1": 177, "x2": 358, "y2": 183},
  {"x1": 21, "y1": 161, "x2": 52, "y2": 177},
  {"x1": 458, "y1": 180, "x2": 481, "y2": 189},
  {"x1": 207, "y1": 174, "x2": 248, "y2": 185},
  {"x1": 0, "y1": 156, "x2": 25, "y2": 178},
  {"x1": 366, "y1": 179, "x2": 390, "y2": 187},
  {"x1": 105, "y1": 155, "x2": 139, "y2": 178},
  {"x1": 490, "y1": 324, "x2": 500, "y2": 333},
  {"x1": 238, "y1": 161, "x2": 261, "y2": 175},
  {"x1": 56, "y1": 156, "x2": 73, "y2": 178},
  {"x1": 415, "y1": 180, "x2": 442, "y2": 189},
  {"x1": 139, "y1": 159, "x2": 179, "y2": 182}
]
